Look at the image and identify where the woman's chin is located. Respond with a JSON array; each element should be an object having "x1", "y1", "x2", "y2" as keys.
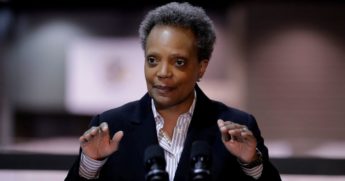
[{"x1": 152, "y1": 96, "x2": 175, "y2": 109}]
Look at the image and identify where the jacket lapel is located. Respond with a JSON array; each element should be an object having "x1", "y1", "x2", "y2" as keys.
[
  {"x1": 174, "y1": 85, "x2": 218, "y2": 181},
  {"x1": 128, "y1": 93, "x2": 159, "y2": 163}
]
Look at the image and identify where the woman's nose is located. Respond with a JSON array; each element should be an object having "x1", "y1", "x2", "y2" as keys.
[{"x1": 157, "y1": 62, "x2": 172, "y2": 78}]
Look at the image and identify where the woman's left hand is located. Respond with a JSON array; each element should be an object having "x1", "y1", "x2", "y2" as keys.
[{"x1": 217, "y1": 119, "x2": 257, "y2": 163}]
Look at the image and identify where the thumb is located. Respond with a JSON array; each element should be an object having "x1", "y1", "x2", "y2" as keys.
[{"x1": 109, "y1": 130, "x2": 124, "y2": 151}]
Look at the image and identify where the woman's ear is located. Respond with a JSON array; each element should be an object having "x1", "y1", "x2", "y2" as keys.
[{"x1": 198, "y1": 59, "x2": 209, "y2": 80}]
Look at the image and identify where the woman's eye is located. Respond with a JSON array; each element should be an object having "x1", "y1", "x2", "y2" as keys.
[
  {"x1": 147, "y1": 57, "x2": 157, "y2": 65},
  {"x1": 175, "y1": 59, "x2": 185, "y2": 67}
]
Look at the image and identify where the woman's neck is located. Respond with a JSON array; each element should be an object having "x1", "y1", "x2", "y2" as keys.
[
  {"x1": 157, "y1": 92, "x2": 194, "y2": 119},
  {"x1": 156, "y1": 92, "x2": 195, "y2": 139}
]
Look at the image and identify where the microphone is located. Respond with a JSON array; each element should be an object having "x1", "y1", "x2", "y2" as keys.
[
  {"x1": 144, "y1": 145, "x2": 169, "y2": 181},
  {"x1": 190, "y1": 141, "x2": 212, "y2": 181}
]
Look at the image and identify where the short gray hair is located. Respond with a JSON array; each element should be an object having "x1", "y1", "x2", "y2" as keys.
[{"x1": 139, "y1": 2, "x2": 216, "y2": 61}]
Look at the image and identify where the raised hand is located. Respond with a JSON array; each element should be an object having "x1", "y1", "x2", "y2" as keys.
[
  {"x1": 79, "y1": 122, "x2": 124, "y2": 160},
  {"x1": 217, "y1": 119, "x2": 257, "y2": 163}
]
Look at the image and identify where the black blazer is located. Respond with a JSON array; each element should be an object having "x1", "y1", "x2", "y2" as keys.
[{"x1": 66, "y1": 86, "x2": 281, "y2": 181}]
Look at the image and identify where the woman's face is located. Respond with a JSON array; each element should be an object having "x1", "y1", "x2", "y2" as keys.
[{"x1": 144, "y1": 25, "x2": 208, "y2": 110}]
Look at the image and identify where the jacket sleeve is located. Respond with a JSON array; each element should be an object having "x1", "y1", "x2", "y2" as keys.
[{"x1": 247, "y1": 114, "x2": 281, "y2": 181}]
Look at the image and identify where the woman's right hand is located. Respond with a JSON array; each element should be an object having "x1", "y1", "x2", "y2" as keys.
[{"x1": 79, "y1": 122, "x2": 124, "y2": 160}]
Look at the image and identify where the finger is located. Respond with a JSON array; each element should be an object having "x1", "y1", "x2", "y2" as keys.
[
  {"x1": 222, "y1": 121, "x2": 245, "y2": 130},
  {"x1": 89, "y1": 127, "x2": 100, "y2": 137},
  {"x1": 217, "y1": 119, "x2": 231, "y2": 141},
  {"x1": 83, "y1": 126, "x2": 97, "y2": 135},
  {"x1": 79, "y1": 135, "x2": 87, "y2": 143},
  {"x1": 100, "y1": 122, "x2": 109, "y2": 133},
  {"x1": 112, "y1": 131, "x2": 124, "y2": 144},
  {"x1": 83, "y1": 130, "x2": 96, "y2": 142},
  {"x1": 228, "y1": 126, "x2": 253, "y2": 142},
  {"x1": 80, "y1": 126, "x2": 99, "y2": 141},
  {"x1": 241, "y1": 129, "x2": 256, "y2": 142},
  {"x1": 217, "y1": 119, "x2": 224, "y2": 127},
  {"x1": 80, "y1": 135, "x2": 93, "y2": 147},
  {"x1": 99, "y1": 122, "x2": 110, "y2": 140},
  {"x1": 106, "y1": 131, "x2": 124, "y2": 153},
  {"x1": 83, "y1": 127, "x2": 99, "y2": 142},
  {"x1": 221, "y1": 120, "x2": 235, "y2": 126},
  {"x1": 113, "y1": 130, "x2": 124, "y2": 142},
  {"x1": 218, "y1": 119, "x2": 247, "y2": 141},
  {"x1": 228, "y1": 129, "x2": 244, "y2": 142}
]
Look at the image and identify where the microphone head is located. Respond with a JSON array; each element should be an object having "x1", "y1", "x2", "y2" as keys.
[
  {"x1": 144, "y1": 145, "x2": 168, "y2": 181},
  {"x1": 191, "y1": 141, "x2": 211, "y2": 159},
  {"x1": 144, "y1": 145, "x2": 166, "y2": 170},
  {"x1": 190, "y1": 141, "x2": 212, "y2": 181}
]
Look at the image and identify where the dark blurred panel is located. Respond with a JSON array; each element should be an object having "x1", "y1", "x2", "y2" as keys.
[{"x1": 14, "y1": 110, "x2": 91, "y2": 138}]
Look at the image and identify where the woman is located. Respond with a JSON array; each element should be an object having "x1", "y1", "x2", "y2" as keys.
[{"x1": 66, "y1": 2, "x2": 281, "y2": 181}]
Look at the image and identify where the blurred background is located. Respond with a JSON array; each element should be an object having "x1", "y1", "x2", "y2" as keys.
[{"x1": 0, "y1": 0, "x2": 345, "y2": 180}]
